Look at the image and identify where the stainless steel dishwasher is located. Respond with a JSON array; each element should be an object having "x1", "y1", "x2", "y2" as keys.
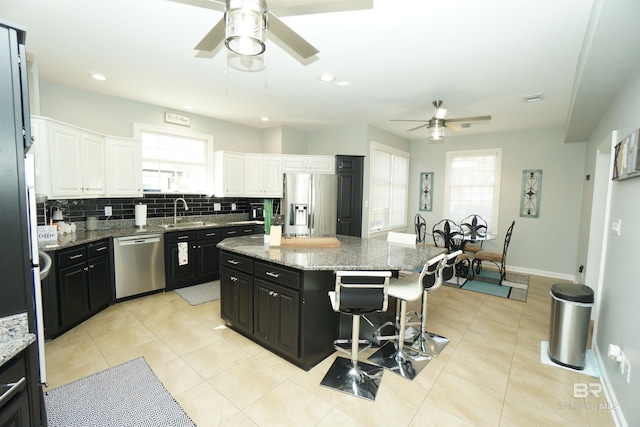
[{"x1": 113, "y1": 234, "x2": 166, "y2": 299}]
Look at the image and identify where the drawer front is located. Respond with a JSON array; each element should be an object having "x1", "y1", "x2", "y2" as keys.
[
  {"x1": 165, "y1": 230, "x2": 197, "y2": 244},
  {"x1": 221, "y1": 227, "x2": 240, "y2": 238},
  {"x1": 220, "y1": 251, "x2": 253, "y2": 274},
  {"x1": 254, "y1": 261, "x2": 300, "y2": 290},
  {"x1": 197, "y1": 228, "x2": 222, "y2": 240},
  {"x1": 57, "y1": 246, "x2": 87, "y2": 268},
  {"x1": 239, "y1": 225, "x2": 255, "y2": 235},
  {"x1": 87, "y1": 239, "x2": 109, "y2": 258}
]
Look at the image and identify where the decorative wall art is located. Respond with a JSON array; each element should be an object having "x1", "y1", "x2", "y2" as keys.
[
  {"x1": 612, "y1": 129, "x2": 640, "y2": 181},
  {"x1": 520, "y1": 169, "x2": 542, "y2": 218},
  {"x1": 419, "y1": 172, "x2": 433, "y2": 212}
]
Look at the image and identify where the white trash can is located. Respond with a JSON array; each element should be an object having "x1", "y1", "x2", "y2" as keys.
[{"x1": 548, "y1": 283, "x2": 594, "y2": 370}]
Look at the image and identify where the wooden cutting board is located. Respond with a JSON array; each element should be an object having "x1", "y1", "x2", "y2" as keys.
[{"x1": 279, "y1": 237, "x2": 341, "y2": 248}]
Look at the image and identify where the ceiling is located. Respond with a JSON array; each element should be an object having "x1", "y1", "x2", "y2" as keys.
[{"x1": 1, "y1": 0, "x2": 637, "y2": 141}]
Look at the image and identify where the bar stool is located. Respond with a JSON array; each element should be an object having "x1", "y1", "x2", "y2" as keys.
[
  {"x1": 410, "y1": 250, "x2": 462, "y2": 357},
  {"x1": 367, "y1": 253, "x2": 446, "y2": 380},
  {"x1": 320, "y1": 270, "x2": 391, "y2": 401}
]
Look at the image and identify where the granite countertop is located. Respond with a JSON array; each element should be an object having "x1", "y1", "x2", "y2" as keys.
[
  {"x1": 39, "y1": 217, "x2": 264, "y2": 251},
  {"x1": 0, "y1": 313, "x2": 35, "y2": 368},
  {"x1": 217, "y1": 235, "x2": 445, "y2": 271}
]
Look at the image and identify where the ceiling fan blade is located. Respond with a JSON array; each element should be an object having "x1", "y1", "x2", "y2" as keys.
[
  {"x1": 391, "y1": 119, "x2": 429, "y2": 123},
  {"x1": 446, "y1": 115, "x2": 492, "y2": 123},
  {"x1": 268, "y1": 12, "x2": 319, "y2": 59},
  {"x1": 167, "y1": 0, "x2": 225, "y2": 12},
  {"x1": 407, "y1": 123, "x2": 430, "y2": 132},
  {"x1": 270, "y1": 0, "x2": 373, "y2": 17},
  {"x1": 194, "y1": 18, "x2": 225, "y2": 51}
]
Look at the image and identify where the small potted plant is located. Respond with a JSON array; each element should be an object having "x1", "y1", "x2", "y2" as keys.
[{"x1": 263, "y1": 199, "x2": 273, "y2": 244}]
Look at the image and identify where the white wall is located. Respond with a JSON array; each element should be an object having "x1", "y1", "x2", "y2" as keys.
[
  {"x1": 409, "y1": 127, "x2": 586, "y2": 279},
  {"x1": 583, "y1": 66, "x2": 640, "y2": 427},
  {"x1": 39, "y1": 81, "x2": 263, "y2": 153}
]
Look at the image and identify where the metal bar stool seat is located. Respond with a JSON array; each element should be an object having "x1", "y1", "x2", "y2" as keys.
[
  {"x1": 320, "y1": 270, "x2": 391, "y2": 401},
  {"x1": 368, "y1": 254, "x2": 446, "y2": 380},
  {"x1": 410, "y1": 250, "x2": 462, "y2": 357}
]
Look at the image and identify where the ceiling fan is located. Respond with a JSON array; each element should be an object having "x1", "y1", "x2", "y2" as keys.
[
  {"x1": 392, "y1": 100, "x2": 492, "y2": 140},
  {"x1": 170, "y1": 0, "x2": 373, "y2": 64}
]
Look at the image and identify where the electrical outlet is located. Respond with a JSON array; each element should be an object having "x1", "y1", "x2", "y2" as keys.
[
  {"x1": 231, "y1": 203, "x2": 237, "y2": 211},
  {"x1": 104, "y1": 206, "x2": 112, "y2": 216},
  {"x1": 214, "y1": 203, "x2": 221, "y2": 211}
]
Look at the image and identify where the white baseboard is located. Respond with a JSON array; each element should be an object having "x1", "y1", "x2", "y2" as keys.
[{"x1": 504, "y1": 264, "x2": 575, "y2": 281}]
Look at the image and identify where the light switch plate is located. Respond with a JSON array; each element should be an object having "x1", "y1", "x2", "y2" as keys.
[{"x1": 104, "y1": 206, "x2": 112, "y2": 216}]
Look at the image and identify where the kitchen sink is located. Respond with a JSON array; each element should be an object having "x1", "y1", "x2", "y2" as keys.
[{"x1": 159, "y1": 221, "x2": 217, "y2": 229}]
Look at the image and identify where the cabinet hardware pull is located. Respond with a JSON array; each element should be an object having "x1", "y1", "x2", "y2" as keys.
[
  {"x1": 178, "y1": 236, "x2": 189, "y2": 240},
  {"x1": 95, "y1": 246, "x2": 107, "y2": 251},
  {"x1": 266, "y1": 271, "x2": 280, "y2": 278},
  {"x1": 84, "y1": 267, "x2": 89, "y2": 271},
  {"x1": 272, "y1": 292, "x2": 278, "y2": 297},
  {"x1": 227, "y1": 259, "x2": 239, "y2": 265},
  {"x1": 69, "y1": 254, "x2": 83, "y2": 259},
  {"x1": 205, "y1": 233, "x2": 217, "y2": 237},
  {"x1": 231, "y1": 276, "x2": 238, "y2": 282},
  {"x1": 89, "y1": 265, "x2": 94, "y2": 268},
  {"x1": 227, "y1": 231, "x2": 237, "y2": 235},
  {"x1": 0, "y1": 377, "x2": 26, "y2": 406}
]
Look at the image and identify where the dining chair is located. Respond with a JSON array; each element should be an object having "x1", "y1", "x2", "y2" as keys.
[
  {"x1": 471, "y1": 220, "x2": 516, "y2": 285},
  {"x1": 460, "y1": 214, "x2": 488, "y2": 254},
  {"x1": 432, "y1": 219, "x2": 470, "y2": 279},
  {"x1": 431, "y1": 219, "x2": 459, "y2": 250}
]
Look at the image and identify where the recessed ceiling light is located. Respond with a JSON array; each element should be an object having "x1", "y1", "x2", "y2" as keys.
[
  {"x1": 335, "y1": 80, "x2": 350, "y2": 87},
  {"x1": 261, "y1": 117, "x2": 270, "y2": 122},
  {"x1": 90, "y1": 73, "x2": 106, "y2": 81},
  {"x1": 183, "y1": 105, "x2": 193, "y2": 110},
  {"x1": 523, "y1": 93, "x2": 543, "y2": 103},
  {"x1": 319, "y1": 73, "x2": 335, "y2": 82}
]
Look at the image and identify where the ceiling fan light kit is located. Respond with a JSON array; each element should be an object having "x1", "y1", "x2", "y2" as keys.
[
  {"x1": 429, "y1": 119, "x2": 445, "y2": 140},
  {"x1": 225, "y1": 0, "x2": 268, "y2": 56}
]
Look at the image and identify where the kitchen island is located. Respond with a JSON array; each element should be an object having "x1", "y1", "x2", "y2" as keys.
[{"x1": 217, "y1": 235, "x2": 444, "y2": 370}]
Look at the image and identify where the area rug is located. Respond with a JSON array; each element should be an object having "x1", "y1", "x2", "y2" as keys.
[
  {"x1": 44, "y1": 357, "x2": 195, "y2": 427},
  {"x1": 175, "y1": 280, "x2": 220, "y2": 305},
  {"x1": 444, "y1": 270, "x2": 529, "y2": 302}
]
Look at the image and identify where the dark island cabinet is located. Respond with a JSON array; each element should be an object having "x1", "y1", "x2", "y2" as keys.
[
  {"x1": 220, "y1": 251, "x2": 254, "y2": 335},
  {"x1": 166, "y1": 225, "x2": 256, "y2": 290},
  {"x1": 219, "y1": 250, "x2": 338, "y2": 370},
  {"x1": 44, "y1": 238, "x2": 113, "y2": 339},
  {"x1": 0, "y1": 351, "x2": 31, "y2": 427}
]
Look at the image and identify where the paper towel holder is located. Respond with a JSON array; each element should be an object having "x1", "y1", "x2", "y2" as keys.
[{"x1": 135, "y1": 203, "x2": 148, "y2": 230}]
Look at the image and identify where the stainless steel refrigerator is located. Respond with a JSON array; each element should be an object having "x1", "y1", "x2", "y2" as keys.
[{"x1": 283, "y1": 173, "x2": 337, "y2": 236}]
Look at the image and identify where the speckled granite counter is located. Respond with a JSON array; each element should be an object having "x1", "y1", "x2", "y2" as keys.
[
  {"x1": 0, "y1": 313, "x2": 35, "y2": 368},
  {"x1": 217, "y1": 235, "x2": 445, "y2": 271},
  {"x1": 39, "y1": 216, "x2": 263, "y2": 251}
]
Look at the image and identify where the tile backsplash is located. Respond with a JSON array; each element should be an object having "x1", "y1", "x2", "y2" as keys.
[{"x1": 38, "y1": 194, "x2": 279, "y2": 225}]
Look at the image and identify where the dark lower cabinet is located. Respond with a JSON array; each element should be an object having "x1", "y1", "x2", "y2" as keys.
[
  {"x1": 336, "y1": 155, "x2": 364, "y2": 237},
  {"x1": 166, "y1": 226, "x2": 255, "y2": 290},
  {"x1": 0, "y1": 351, "x2": 31, "y2": 427},
  {"x1": 44, "y1": 239, "x2": 113, "y2": 339},
  {"x1": 220, "y1": 249, "x2": 337, "y2": 370},
  {"x1": 220, "y1": 261, "x2": 253, "y2": 336},
  {"x1": 254, "y1": 279, "x2": 299, "y2": 358}
]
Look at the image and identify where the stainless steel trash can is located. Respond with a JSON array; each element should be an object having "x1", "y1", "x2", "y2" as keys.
[{"x1": 548, "y1": 283, "x2": 594, "y2": 369}]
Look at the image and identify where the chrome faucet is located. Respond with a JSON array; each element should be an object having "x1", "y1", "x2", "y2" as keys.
[{"x1": 174, "y1": 198, "x2": 189, "y2": 224}]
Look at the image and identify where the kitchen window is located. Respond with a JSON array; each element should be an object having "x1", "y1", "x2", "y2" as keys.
[
  {"x1": 134, "y1": 123, "x2": 213, "y2": 193},
  {"x1": 369, "y1": 141, "x2": 409, "y2": 233},
  {"x1": 444, "y1": 148, "x2": 502, "y2": 232}
]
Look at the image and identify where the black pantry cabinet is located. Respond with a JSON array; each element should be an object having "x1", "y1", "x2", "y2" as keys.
[{"x1": 336, "y1": 155, "x2": 364, "y2": 237}]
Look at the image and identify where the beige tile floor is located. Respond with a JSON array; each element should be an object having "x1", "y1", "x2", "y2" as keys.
[{"x1": 44, "y1": 274, "x2": 616, "y2": 426}]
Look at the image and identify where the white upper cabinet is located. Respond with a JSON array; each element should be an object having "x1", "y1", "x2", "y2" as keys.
[
  {"x1": 48, "y1": 121, "x2": 106, "y2": 198},
  {"x1": 244, "y1": 154, "x2": 283, "y2": 197},
  {"x1": 214, "y1": 151, "x2": 245, "y2": 197},
  {"x1": 282, "y1": 155, "x2": 335, "y2": 174},
  {"x1": 106, "y1": 136, "x2": 142, "y2": 197}
]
